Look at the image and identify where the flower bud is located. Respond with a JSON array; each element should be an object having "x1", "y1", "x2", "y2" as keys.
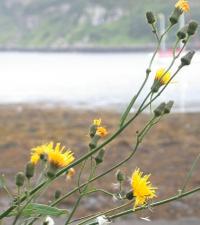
[
  {"x1": 146, "y1": 11, "x2": 156, "y2": 24},
  {"x1": 164, "y1": 101, "x2": 174, "y2": 114},
  {"x1": 154, "y1": 103, "x2": 166, "y2": 117},
  {"x1": 89, "y1": 124, "x2": 97, "y2": 138},
  {"x1": 47, "y1": 164, "x2": 57, "y2": 178},
  {"x1": 181, "y1": 51, "x2": 195, "y2": 66},
  {"x1": 15, "y1": 172, "x2": 25, "y2": 187},
  {"x1": 95, "y1": 149, "x2": 105, "y2": 165},
  {"x1": 116, "y1": 170, "x2": 125, "y2": 182},
  {"x1": 25, "y1": 162, "x2": 35, "y2": 179},
  {"x1": 187, "y1": 20, "x2": 198, "y2": 36},
  {"x1": 89, "y1": 135, "x2": 100, "y2": 149},
  {"x1": 54, "y1": 190, "x2": 61, "y2": 200},
  {"x1": 177, "y1": 25, "x2": 188, "y2": 39},
  {"x1": 169, "y1": 8, "x2": 182, "y2": 25},
  {"x1": 126, "y1": 190, "x2": 134, "y2": 200}
]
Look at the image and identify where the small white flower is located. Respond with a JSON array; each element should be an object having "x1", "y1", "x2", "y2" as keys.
[
  {"x1": 97, "y1": 215, "x2": 111, "y2": 225},
  {"x1": 140, "y1": 217, "x2": 151, "y2": 222},
  {"x1": 45, "y1": 216, "x2": 55, "y2": 225}
]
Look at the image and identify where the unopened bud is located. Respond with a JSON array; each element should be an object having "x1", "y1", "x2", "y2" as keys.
[
  {"x1": 177, "y1": 25, "x2": 188, "y2": 39},
  {"x1": 154, "y1": 103, "x2": 166, "y2": 117},
  {"x1": 95, "y1": 149, "x2": 105, "y2": 165},
  {"x1": 55, "y1": 190, "x2": 61, "y2": 199},
  {"x1": 116, "y1": 170, "x2": 125, "y2": 182},
  {"x1": 181, "y1": 51, "x2": 195, "y2": 66},
  {"x1": 187, "y1": 21, "x2": 198, "y2": 36},
  {"x1": 89, "y1": 135, "x2": 100, "y2": 149},
  {"x1": 89, "y1": 124, "x2": 97, "y2": 138},
  {"x1": 164, "y1": 101, "x2": 174, "y2": 114},
  {"x1": 146, "y1": 68, "x2": 151, "y2": 75},
  {"x1": 15, "y1": 172, "x2": 25, "y2": 187},
  {"x1": 146, "y1": 11, "x2": 156, "y2": 24},
  {"x1": 169, "y1": 8, "x2": 182, "y2": 25},
  {"x1": 47, "y1": 164, "x2": 57, "y2": 178},
  {"x1": 126, "y1": 190, "x2": 134, "y2": 200},
  {"x1": 25, "y1": 162, "x2": 35, "y2": 179}
]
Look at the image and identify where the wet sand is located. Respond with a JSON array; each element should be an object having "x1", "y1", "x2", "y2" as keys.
[{"x1": 0, "y1": 104, "x2": 200, "y2": 224}]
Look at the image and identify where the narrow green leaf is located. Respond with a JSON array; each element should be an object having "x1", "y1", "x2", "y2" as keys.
[
  {"x1": 120, "y1": 95, "x2": 137, "y2": 127},
  {"x1": 9, "y1": 203, "x2": 68, "y2": 217}
]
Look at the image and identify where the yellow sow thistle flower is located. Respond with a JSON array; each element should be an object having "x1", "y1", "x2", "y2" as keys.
[
  {"x1": 175, "y1": 0, "x2": 190, "y2": 12},
  {"x1": 30, "y1": 142, "x2": 53, "y2": 165},
  {"x1": 47, "y1": 143, "x2": 75, "y2": 168},
  {"x1": 155, "y1": 68, "x2": 171, "y2": 85},
  {"x1": 96, "y1": 126, "x2": 108, "y2": 137},
  {"x1": 131, "y1": 168, "x2": 156, "y2": 209},
  {"x1": 93, "y1": 118, "x2": 102, "y2": 126}
]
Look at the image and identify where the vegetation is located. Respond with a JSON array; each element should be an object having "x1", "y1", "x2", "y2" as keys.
[
  {"x1": 0, "y1": 2, "x2": 200, "y2": 225},
  {"x1": 0, "y1": 0, "x2": 199, "y2": 48}
]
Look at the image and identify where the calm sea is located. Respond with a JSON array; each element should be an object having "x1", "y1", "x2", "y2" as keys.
[{"x1": 0, "y1": 52, "x2": 199, "y2": 112}]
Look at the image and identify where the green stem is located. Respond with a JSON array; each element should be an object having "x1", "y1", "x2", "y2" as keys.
[
  {"x1": 76, "y1": 201, "x2": 133, "y2": 225},
  {"x1": 65, "y1": 196, "x2": 82, "y2": 225},
  {"x1": 119, "y1": 24, "x2": 172, "y2": 128},
  {"x1": 87, "y1": 186, "x2": 200, "y2": 225},
  {"x1": 180, "y1": 153, "x2": 200, "y2": 193}
]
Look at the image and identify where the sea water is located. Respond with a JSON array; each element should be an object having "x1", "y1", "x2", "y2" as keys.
[{"x1": 0, "y1": 52, "x2": 199, "y2": 112}]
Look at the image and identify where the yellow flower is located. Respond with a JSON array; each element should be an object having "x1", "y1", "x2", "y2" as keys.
[
  {"x1": 66, "y1": 168, "x2": 76, "y2": 180},
  {"x1": 175, "y1": 0, "x2": 190, "y2": 12},
  {"x1": 30, "y1": 142, "x2": 53, "y2": 165},
  {"x1": 155, "y1": 68, "x2": 171, "y2": 85},
  {"x1": 93, "y1": 118, "x2": 102, "y2": 126},
  {"x1": 96, "y1": 126, "x2": 108, "y2": 137},
  {"x1": 131, "y1": 168, "x2": 156, "y2": 209},
  {"x1": 30, "y1": 153, "x2": 40, "y2": 165},
  {"x1": 47, "y1": 143, "x2": 75, "y2": 168}
]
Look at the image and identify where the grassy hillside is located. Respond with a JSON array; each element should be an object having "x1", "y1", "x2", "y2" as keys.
[{"x1": 0, "y1": 0, "x2": 199, "y2": 48}]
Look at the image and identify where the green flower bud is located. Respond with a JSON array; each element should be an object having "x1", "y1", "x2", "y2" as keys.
[
  {"x1": 95, "y1": 149, "x2": 105, "y2": 165},
  {"x1": 116, "y1": 170, "x2": 125, "y2": 182},
  {"x1": 164, "y1": 101, "x2": 174, "y2": 114},
  {"x1": 177, "y1": 25, "x2": 188, "y2": 40},
  {"x1": 169, "y1": 8, "x2": 182, "y2": 25},
  {"x1": 89, "y1": 135, "x2": 100, "y2": 149},
  {"x1": 55, "y1": 190, "x2": 61, "y2": 199},
  {"x1": 181, "y1": 51, "x2": 195, "y2": 66},
  {"x1": 89, "y1": 124, "x2": 97, "y2": 138},
  {"x1": 25, "y1": 162, "x2": 35, "y2": 179},
  {"x1": 154, "y1": 103, "x2": 166, "y2": 117},
  {"x1": 187, "y1": 21, "x2": 198, "y2": 36},
  {"x1": 146, "y1": 68, "x2": 151, "y2": 75},
  {"x1": 151, "y1": 80, "x2": 161, "y2": 93},
  {"x1": 15, "y1": 172, "x2": 25, "y2": 187},
  {"x1": 126, "y1": 190, "x2": 134, "y2": 200},
  {"x1": 47, "y1": 164, "x2": 57, "y2": 178},
  {"x1": 146, "y1": 11, "x2": 156, "y2": 24}
]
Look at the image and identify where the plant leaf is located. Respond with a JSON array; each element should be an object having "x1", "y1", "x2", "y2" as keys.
[{"x1": 9, "y1": 203, "x2": 68, "y2": 217}]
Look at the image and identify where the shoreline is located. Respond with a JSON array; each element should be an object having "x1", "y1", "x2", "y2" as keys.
[{"x1": 0, "y1": 102, "x2": 199, "y2": 114}]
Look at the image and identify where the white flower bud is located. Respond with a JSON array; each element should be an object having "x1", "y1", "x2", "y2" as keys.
[
  {"x1": 44, "y1": 216, "x2": 55, "y2": 225},
  {"x1": 97, "y1": 215, "x2": 111, "y2": 225}
]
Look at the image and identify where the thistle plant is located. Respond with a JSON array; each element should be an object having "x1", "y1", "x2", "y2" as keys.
[{"x1": 0, "y1": 0, "x2": 199, "y2": 224}]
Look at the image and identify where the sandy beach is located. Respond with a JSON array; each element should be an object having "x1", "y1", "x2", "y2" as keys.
[{"x1": 0, "y1": 104, "x2": 200, "y2": 224}]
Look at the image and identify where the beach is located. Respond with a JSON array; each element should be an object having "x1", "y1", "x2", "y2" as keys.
[{"x1": 0, "y1": 104, "x2": 200, "y2": 224}]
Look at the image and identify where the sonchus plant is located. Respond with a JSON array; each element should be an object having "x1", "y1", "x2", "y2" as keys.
[{"x1": 0, "y1": 1, "x2": 199, "y2": 224}]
